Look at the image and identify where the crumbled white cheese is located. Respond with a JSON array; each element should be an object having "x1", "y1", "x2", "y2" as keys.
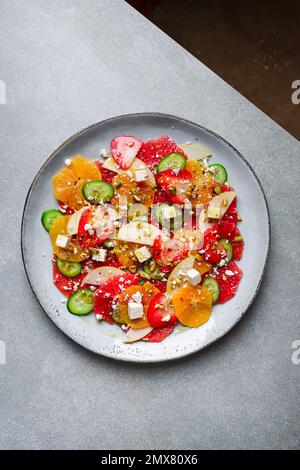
[
  {"x1": 186, "y1": 268, "x2": 201, "y2": 286},
  {"x1": 225, "y1": 270, "x2": 235, "y2": 276},
  {"x1": 84, "y1": 223, "x2": 93, "y2": 231},
  {"x1": 207, "y1": 206, "x2": 221, "y2": 219},
  {"x1": 161, "y1": 206, "x2": 177, "y2": 219},
  {"x1": 95, "y1": 314, "x2": 103, "y2": 321},
  {"x1": 128, "y1": 302, "x2": 144, "y2": 320},
  {"x1": 218, "y1": 259, "x2": 227, "y2": 267},
  {"x1": 55, "y1": 234, "x2": 70, "y2": 248},
  {"x1": 64, "y1": 158, "x2": 72, "y2": 166},
  {"x1": 131, "y1": 291, "x2": 142, "y2": 303},
  {"x1": 161, "y1": 314, "x2": 171, "y2": 322},
  {"x1": 100, "y1": 148, "x2": 109, "y2": 158},
  {"x1": 133, "y1": 169, "x2": 148, "y2": 182},
  {"x1": 134, "y1": 246, "x2": 151, "y2": 263},
  {"x1": 92, "y1": 249, "x2": 107, "y2": 262}
]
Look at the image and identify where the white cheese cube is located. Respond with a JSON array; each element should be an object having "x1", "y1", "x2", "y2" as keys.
[
  {"x1": 186, "y1": 268, "x2": 201, "y2": 286},
  {"x1": 55, "y1": 234, "x2": 70, "y2": 248},
  {"x1": 128, "y1": 302, "x2": 144, "y2": 320},
  {"x1": 134, "y1": 246, "x2": 151, "y2": 263},
  {"x1": 133, "y1": 169, "x2": 148, "y2": 182},
  {"x1": 207, "y1": 206, "x2": 221, "y2": 219},
  {"x1": 161, "y1": 206, "x2": 177, "y2": 219},
  {"x1": 92, "y1": 249, "x2": 107, "y2": 262}
]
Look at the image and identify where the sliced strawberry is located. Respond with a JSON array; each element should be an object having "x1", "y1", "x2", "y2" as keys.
[
  {"x1": 137, "y1": 135, "x2": 186, "y2": 171},
  {"x1": 143, "y1": 324, "x2": 176, "y2": 342},
  {"x1": 110, "y1": 135, "x2": 142, "y2": 170},
  {"x1": 153, "y1": 236, "x2": 189, "y2": 267},
  {"x1": 215, "y1": 261, "x2": 243, "y2": 303},
  {"x1": 147, "y1": 293, "x2": 177, "y2": 328},
  {"x1": 93, "y1": 273, "x2": 139, "y2": 323},
  {"x1": 77, "y1": 208, "x2": 115, "y2": 249},
  {"x1": 156, "y1": 169, "x2": 192, "y2": 204},
  {"x1": 153, "y1": 187, "x2": 171, "y2": 205}
]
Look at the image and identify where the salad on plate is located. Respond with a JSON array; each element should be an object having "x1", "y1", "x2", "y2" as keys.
[{"x1": 41, "y1": 135, "x2": 244, "y2": 343}]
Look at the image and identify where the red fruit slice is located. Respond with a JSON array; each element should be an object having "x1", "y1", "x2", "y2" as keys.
[
  {"x1": 143, "y1": 324, "x2": 176, "y2": 342},
  {"x1": 77, "y1": 208, "x2": 115, "y2": 249},
  {"x1": 217, "y1": 221, "x2": 244, "y2": 261},
  {"x1": 94, "y1": 161, "x2": 115, "y2": 184},
  {"x1": 110, "y1": 135, "x2": 142, "y2": 170},
  {"x1": 153, "y1": 236, "x2": 189, "y2": 267},
  {"x1": 93, "y1": 273, "x2": 139, "y2": 323},
  {"x1": 156, "y1": 169, "x2": 192, "y2": 204},
  {"x1": 137, "y1": 135, "x2": 186, "y2": 171},
  {"x1": 153, "y1": 187, "x2": 171, "y2": 205},
  {"x1": 150, "y1": 279, "x2": 167, "y2": 293},
  {"x1": 215, "y1": 261, "x2": 243, "y2": 303},
  {"x1": 147, "y1": 292, "x2": 177, "y2": 328},
  {"x1": 58, "y1": 201, "x2": 74, "y2": 215},
  {"x1": 222, "y1": 197, "x2": 238, "y2": 224},
  {"x1": 53, "y1": 258, "x2": 84, "y2": 297},
  {"x1": 202, "y1": 226, "x2": 227, "y2": 264}
]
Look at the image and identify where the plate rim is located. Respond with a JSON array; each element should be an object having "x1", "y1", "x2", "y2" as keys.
[{"x1": 21, "y1": 112, "x2": 271, "y2": 362}]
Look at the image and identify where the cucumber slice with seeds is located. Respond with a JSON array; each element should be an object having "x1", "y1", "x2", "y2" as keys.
[
  {"x1": 219, "y1": 238, "x2": 233, "y2": 263},
  {"x1": 157, "y1": 152, "x2": 186, "y2": 173},
  {"x1": 56, "y1": 258, "x2": 82, "y2": 278},
  {"x1": 202, "y1": 277, "x2": 220, "y2": 304},
  {"x1": 41, "y1": 209, "x2": 63, "y2": 232},
  {"x1": 208, "y1": 163, "x2": 227, "y2": 184},
  {"x1": 83, "y1": 180, "x2": 114, "y2": 204},
  {"x1": 67, "y1": 289, "x2": 94, "y2": 315},
  {"x1": 142, "y1": 259, "x2": 164, "y2": 280}
]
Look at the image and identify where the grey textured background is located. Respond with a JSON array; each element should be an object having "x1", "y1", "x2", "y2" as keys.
[{"x1": 0, "y1": 0, "x2": 300, "y2": 450}]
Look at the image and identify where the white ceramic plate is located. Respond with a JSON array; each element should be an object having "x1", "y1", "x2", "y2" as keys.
[{"x1": 21, "y1": 113, "x2": 270, "y2": 362}]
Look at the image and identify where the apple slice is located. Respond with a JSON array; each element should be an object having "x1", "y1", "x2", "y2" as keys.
[
  {"x1": 67, "y1": 207, "x2": 87, "y2": 236},
  {"x1": 124, "y1": 326, "x2": 153, "y2": 343},
  {"x1": 83, "y1": 266, "x2": 124, "y2": 286},
  {"x1": 179, "y1": 143, "x2": 212, "y2": 161},
  {"x1": 207, "y1": 191, "x2": 236, "y2": 220},
  {"x1": 117, "y1": 222, "x2": 165, "y2": 246},
  {"x1": 102, "y1": 156, "x2": 156, "y2": 185},
  {"x1": 166, "y1": 256, "x2": 195, "y2": 295},
  {"x1": 110, "y1": 135, "x2": 143, "y2": 169}
]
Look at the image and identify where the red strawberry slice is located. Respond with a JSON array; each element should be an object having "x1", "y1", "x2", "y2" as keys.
[
  {"x1": 143, "y1": 324, "x2": 176, "y2": 342},
  {"x1": 147, "y1": 292, "x2": 177, "y2": 328},
  {"x1": 78, "y1": 208, "x2": 115, "y2": 249},
  {"x1": 156, "y1": 169, "x2": 192, "y2": 204},
  {"x1": 93, "y1": 273, "x2": 139, "y2": 323},
  {"x1": 215, "y1": 261, "x2": 243, "y2": 303},
  {"x1": 137, "y1": 135, "x2": 186, "y2": 171},
  {"x1": 110, "y1": 135, "x2": 142, "y2": 170},
  {"x1": 153, "y1": 236, "x2": 189, "y2": 267},
  {"x1": 153, "y1": 187, "x2": 171, "y2": 205}
]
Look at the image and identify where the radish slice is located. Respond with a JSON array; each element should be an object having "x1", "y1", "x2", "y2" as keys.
[
  {"x1": 124, "y1": 326, "x2": 153, "y2": 343},
  {"x1": 67, "y1": 207, "x2": 87, "y2": 235},
  {"x1": 83, "y1": 266, "x2": 124, "y2": 285}
]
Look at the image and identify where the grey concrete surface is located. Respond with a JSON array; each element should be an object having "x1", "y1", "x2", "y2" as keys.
[{"x1": 0, "y1": 0, "x2": 299, "y2": 450}]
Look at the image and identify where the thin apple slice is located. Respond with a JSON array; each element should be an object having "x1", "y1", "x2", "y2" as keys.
[
  {"x1": 124, "y1": 326, "x2": 153, "y2": 343},
  {"x1": 166, "y1": 256, "x2": 195, "y2": 295},
  {"x1": 117, "y1": 222, "x2": 165, "y2": 246},
  {"x1": 207, "y1": 191, "x2": 236, "y2": 220},
  {"x1": 179, "y1": 143, "x2": 212, "y2": 161},
  {"x1": 67, "y1": 207, "x2": 87, "y2": 236},
  {"x1": 83, "y1": 266, "x2": 124, "y2": 285}
]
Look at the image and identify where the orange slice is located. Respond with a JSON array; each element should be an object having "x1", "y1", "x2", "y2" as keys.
[
  {"x1": 172, "y1": 284, "x2": 212, "y2": 327},
  {"x1": 52, "y1": 156, "x2": 102, "y2": 210},
  {"x1": 112, "y1": 282, "x2": 159, "y2": 329},
  {"x1": 185, "y1": 160, "x2": 214, "y2": 205},
  {"x1": 49, "y1": 215, "x2": 89, "y2": 262},
  {"x1": 111, "y1": 173, "x2": 155, "y2": 210},
  {"x1": 113, "y1": 241, "x2": 141, "y2": 272}
]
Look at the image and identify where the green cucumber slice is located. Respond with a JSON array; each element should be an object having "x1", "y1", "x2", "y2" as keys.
[
  {"x1": 208, "y1": 163, "x2": 227, "y2": 184},
  {"x1": 41, "y1": 209, "x2": 63, "y2": 232},
  {"x1": 157, "y1": 152, "x2": 186, "y2": 173},
  {"x1": 56, "y1": 258, "x2": 82, "y2": 278},
  {"x1": 83, "y1": 180, "x2": 114, "y2": 204},
  {"x1": 202, "y1": 277, "x2": 220, "y2": 304},
  {"x1": 67, "y1": 289, "x2": 94, "y2": 315},
  {"x1": 142, "y1": 259, "x2": 164, "y2": 280},
  {"x1": 219, "y1": 238, "x2": 233, "y2": 263}
]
